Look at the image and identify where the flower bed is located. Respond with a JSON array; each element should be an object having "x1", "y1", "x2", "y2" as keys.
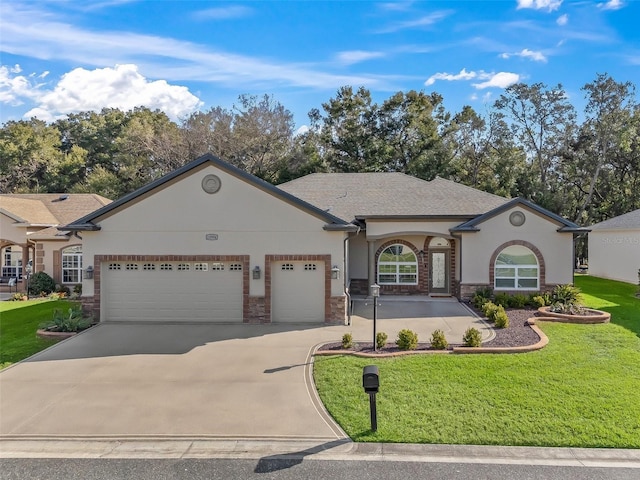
[{"x1": 537, "y1": 306, "x2": 610, "y2": 324}]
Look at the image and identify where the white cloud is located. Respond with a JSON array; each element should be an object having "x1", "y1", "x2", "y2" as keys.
[
  {"x1": 377, "y1": 11, "x2": 453, "y2": 33},
  {"x1": 472, "y1": 72, "x2": 520, "y2": 89},
  {"x1": 557, "y1": 14, "x2": 568, "y2": 25},
  {"x1": 500, "y1": 49, "x2": 547, "y2": 62},
  {"x1": 516, "y1": 0, "x2": 563, "y2": 12},
  {"x1": 1, "y1": 64, "x2": 203, "y2": 122},
  {"x1": 598, "y1": 0, "x2": 624, "y2": 10},
  {"x1": 336, "y1": 50, "x2": 385, "y2": 65},
  {"x1": 193, "y1": 5, "x2": 253, "y2": 20},
  {"x1": 425, "y1": 68, "x2": 477, "y2": 86}
]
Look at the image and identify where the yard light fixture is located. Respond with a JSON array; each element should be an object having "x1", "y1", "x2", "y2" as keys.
[
  {"x1": 331, "y1": 265, "x2": 340, "y2": 280},
  {"x1": 84, "y1": 265, "x2": 94, "y2": 279},
  {"x1": 371, "y1": 283, "x2": 380, "y2": 351},
  {"x1": 252, "y1": 265, "x2": 261, "y2": 280}
]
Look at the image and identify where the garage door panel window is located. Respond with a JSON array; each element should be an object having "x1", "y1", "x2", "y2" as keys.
[
  {"x1": 378, "y1": 244, "x2": 418, "y2": 285},
  {"x1": 304, "y1": 263, "x2": 317, "y2": 271},
  {"x1": 194, "y1": 263, "x2": 208, "y2": 271},
  {"x1": 143, "y1": 263, "x2": 155, "y2": 271},
  {"x1": 177, "y1": 263, "x2": 190, "y2": 271},
  {"x1": 160, "y1": 263, "x2": 172, "y2": 271},
  {"x1": 108, "y1": 263, "x2": 121, "y2": 270},
  {"x1": 495, "y1": 245, "x2": 539, "y2": 290},
  {"x1": 281, "y1": 263, "x2": 294, "y2": 271},
  {"x1": 62, "y1": 246, "x2": 83, "y2": 283},
  {"x1": 212, "y1": 263, "x2": 224, "y2": 271},
  {"x1": 126, "y1": 263, "x2": 138, "y2": 270},
  {"x1": 229, "y1": 263, "x2": 242, "y2": 271}
]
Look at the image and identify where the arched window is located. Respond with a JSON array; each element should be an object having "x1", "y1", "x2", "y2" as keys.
[
  {"x1": 378, "y1": 244, "x2": 418, "y2": 285},
  {"x1": 62, "y1": 245, "x2": 83, "y2": 283},
  {"x1": 494, "y1": 245, "x2": 538, "y2": 290}
]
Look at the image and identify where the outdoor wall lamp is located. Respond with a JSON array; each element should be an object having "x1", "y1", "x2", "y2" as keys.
[
  {"x1": 331, "y1": 265, "x2": 340, "y2": 279},
  {"x1": 84, "y1": 265, "x2": 94, "y2": 279},
  {"x1": 252, "y1": 265, "x2": 261, "y2": 280}
]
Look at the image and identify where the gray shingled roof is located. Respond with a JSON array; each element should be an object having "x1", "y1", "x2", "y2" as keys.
[
  {"x1": 278, "y1": 173, "x2": 509, "y2": 222},
  {"x1": 590, "y1": 208, "x2": 640, "y2": 230}
]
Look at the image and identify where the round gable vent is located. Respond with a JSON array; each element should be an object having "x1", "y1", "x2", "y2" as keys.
[
  {"x1": 202, "y1": 174, "x2": 221, "y2": 194},
  {"x1": 509, "y1": 211, "x2": 526, "y2": 227}
]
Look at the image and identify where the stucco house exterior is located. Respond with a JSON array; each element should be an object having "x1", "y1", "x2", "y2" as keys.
[
  {"x1": 0, "y1": 194, "x2": 111, "y2": 292},
  {"x1": 588, "y1": 208, "x2": 640, "y2": 285},
  {"x1": 63, "y1": 154, "x2": 586, "y2": 324}
]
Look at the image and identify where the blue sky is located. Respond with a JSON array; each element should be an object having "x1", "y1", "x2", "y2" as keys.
[{"x1": 1, "y1": 0, "x2": 638, "y2": 131}]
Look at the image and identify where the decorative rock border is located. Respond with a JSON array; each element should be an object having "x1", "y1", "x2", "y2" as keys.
[
  {"x1": 537, "y1": 306, "x2": 610, "y2": 324},
  {"x1": 36, "y1": 329, "x2": 78, "y2": 340}
]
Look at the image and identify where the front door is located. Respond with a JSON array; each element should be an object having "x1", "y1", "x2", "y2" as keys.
[{"x1": 429, "y1": 250, "x2": 450, "y2": 295}]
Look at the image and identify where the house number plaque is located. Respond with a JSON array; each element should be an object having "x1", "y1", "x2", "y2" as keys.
[{"x1": 205, "y1": 234, "x2": 219, "y2": 241}]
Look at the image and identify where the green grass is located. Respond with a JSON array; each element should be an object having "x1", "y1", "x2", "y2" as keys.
[
  {"x1": 575, "y1": 274, "x2": 640, "y2": 336},
  {"x1": 314, "y1": 276, "x2": 640, "y2": 448},
  {"x1": 0, "y1": 299, "x2": 78, "y2": 369}
]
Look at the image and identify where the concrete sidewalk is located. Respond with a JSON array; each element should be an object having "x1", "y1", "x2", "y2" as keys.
[{"x1": 1, "y1": 438, "x2": 639, "y2": 469}]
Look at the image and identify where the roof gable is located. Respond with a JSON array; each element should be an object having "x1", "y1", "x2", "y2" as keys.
[
  {"x1": 0, "y1": 194, "x2": 111, "y2": 227},
  {"x1": 63, "y1": 154, "x2": 354, "y2": 231},
  {"x1": 451, "y1": 197, "x2": 588, "y2": 233}
]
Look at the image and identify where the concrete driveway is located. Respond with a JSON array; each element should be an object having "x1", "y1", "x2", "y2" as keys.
[{"x1": 0, "y1": 298, "x2": 488, "y2": 440}]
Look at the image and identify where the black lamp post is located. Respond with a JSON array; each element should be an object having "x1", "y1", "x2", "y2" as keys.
[
  {"x1": 25, "y1": 262, "x2": 32, "y2": 300},
  {"x1": 371, "y1": 283, "x2": 380, "y2": 351}
]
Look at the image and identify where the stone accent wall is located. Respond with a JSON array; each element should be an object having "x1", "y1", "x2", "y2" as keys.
[
  {"x1": 349, "y1": 279, "x2": 369, "y2": 296},
  {"x1": 248, "y1": 296, "x2": 266, "y2": 323},
  {"x1": 35, "y1": 243, "x2": 45, "y2": 274},
  {"x1": 328, "y1": 296, "x2": 346, "y2": 324}
]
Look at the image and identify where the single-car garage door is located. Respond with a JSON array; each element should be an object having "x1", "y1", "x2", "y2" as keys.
[
  {"x1": 271, "y1": 261, "x2": 324, "y2": 323},
  {"x1": 102, "y1": 261, "x2": 243, "y2": 322}
]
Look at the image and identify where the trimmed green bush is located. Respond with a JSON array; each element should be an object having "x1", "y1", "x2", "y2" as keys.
[
  {"x1": 493, "y1": 292, "x2": 511, "y2": 308},
  {"x1": 509, "y1": 294, "x2": 528, "y2": 308},
  {"x1": 481, "y1": 301, "x2": 499, "y2": 320},
  {"x1": 28, "y1": 272, "x2": 56, "y2": 296},
  {"x1": 463, "y1": 327, "x2": 482, "y2": 347},
  {"x1": 39, "y1": 305, "x2": 92, "y2": 333},
  {"x1": 396, "y1": 329, "x2": 418, "y2": 351},
  {"x1": 494, "y1": 306, "x2": 509, "y2": 328},
  {"x1": 430, "y1": 329, "x2": 448, "y2": 350},
  {"x1": 531, "y1": 295, "x2": 546, "y2": 308},
  {"x1": 552, "y1": 284, "x2": 581, "y2": 307},
  {"x1": 341, "y1": 333, "x2": 353, "y2": 349},
  {"x1": 376, "y1": 332, "x2": 388, "y2": 350}
]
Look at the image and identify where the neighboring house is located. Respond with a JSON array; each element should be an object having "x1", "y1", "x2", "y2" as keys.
[
  {"x1": 63, "y1": 154, "x2": 587, "y2": 324},
  {"x1": 588, "y1": 208, "x2": 640, "y2": 285},
  {"x1": 0, "y1": 194, "x2": 111, "y2": 291}
]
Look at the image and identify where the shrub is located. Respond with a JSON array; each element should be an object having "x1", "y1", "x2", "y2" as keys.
[
  {"x1": 341, "y1": 332, "x2": 353, "y2": 349},
  {"x1": 10, "y1": 292, "x2": 27, "y2": 301},
  {"x1": 494, "y1": 306, "x2": 509, "y2": 328},
  {"x1": 73, "y1": 284, "x2": 82, "y2": 295},
  {"x1": 551, "y1": 284, "x2": 581, "y2": 307},
  {"x1": 430, "y1": 329, "x2": 448, "y2": 350},
  {"x1": 55, "y1": 285, "x2": 71, "y2": 296},
  {"x1": 493, "y1": 292, "x2": 511, "y2": 308},
  {"x1": 531, "y1": 295, "x2": 547, "y2": 308},
  {"x1": 396, "y1": 329, "x2": 418, "y2": 351},
  {"x1": 376, "y1": 332, "x2": 388, "y2": 350},
  {"x1": 472, "y1": 294, "x2": 487, "y2": 309},
  {"x1": 39, "y1": 305, "x2": 92, "y2": 333},
  {"x1": 463, "y1": 327, "x2": 482, "y2": 347},
  {"x1": 475, "y1": 286, "x2": 493, "y2": 299},
  {"x1": 27, "y1": 272, "x2": 55, "y2": 296},
  {"x1": 509, "y1": 294, "x2": 528, "y2": 308},
  {"x1": 482, "y1": 301, "x2": 499, "y2": 320}
]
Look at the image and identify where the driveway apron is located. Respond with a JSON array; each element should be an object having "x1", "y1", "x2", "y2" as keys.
[{"x1": 0, "y1": 299, "x2": 486, "y2": 440}]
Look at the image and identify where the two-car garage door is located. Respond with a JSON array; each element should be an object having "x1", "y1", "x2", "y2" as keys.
[{"x1": 102, "y1": 261, "x2": 243, "y2": 322}]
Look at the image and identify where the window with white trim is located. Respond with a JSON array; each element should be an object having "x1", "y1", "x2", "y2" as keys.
[
  {"x1": 494, "y1": 245, "x2": 539, "y2": 290},
  {"x1": 377, "y1": 244, "x2": 418, "y2": 285},
  {"x1": 62, "y1": 246, "x2": 83, "y2": 283}
]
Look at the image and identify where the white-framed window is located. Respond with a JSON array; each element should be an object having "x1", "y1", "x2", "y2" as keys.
[
  {"x1": 62, "y1": 246, "x2": 83, "y2": 283},
  {"x1": 377, "y1": 244, "x2": 418, "y2": 285},
  {"x1": 494, "y1": 245, "x2": 539, "y2": 290}
]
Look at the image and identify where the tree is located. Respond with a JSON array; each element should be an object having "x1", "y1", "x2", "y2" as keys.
[
  {"x1": 494, "y1": 83, "x2": 576, "y2": 208},
  {"x1": 573, "y1": 73, "x2": 638, "y2": 224}
]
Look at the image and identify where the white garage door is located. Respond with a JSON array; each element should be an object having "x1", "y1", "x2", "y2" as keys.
[
  {"x1": 102, "y1": 261, "x2": 243, "y2": 322},
  {"x1": 272, "y1": 261, "x2": 324, "y2": 323}
]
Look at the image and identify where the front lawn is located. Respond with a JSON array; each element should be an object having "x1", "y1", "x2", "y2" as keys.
[
  {"x1": 0, "y1": 299, "x2": 77, "y2": 369},
  {"x1": 313, "y1": 276, "x2": 640, "y2": 448}
]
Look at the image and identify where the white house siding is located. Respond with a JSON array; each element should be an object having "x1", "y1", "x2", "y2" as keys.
[
  {"x1": 459, "y1": 206, "x2": 574, "y2": 296},
  {"x1": 81, "y1": 163, "x2": 346, "y2": 323},
  {"x1": 588, "y1": 229, "x2": 640, "y2": 284}
]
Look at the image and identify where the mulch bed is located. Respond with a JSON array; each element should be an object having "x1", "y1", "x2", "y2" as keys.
[{"x1": 317, "y1": 307, "x2": 542, "y2": 354}]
